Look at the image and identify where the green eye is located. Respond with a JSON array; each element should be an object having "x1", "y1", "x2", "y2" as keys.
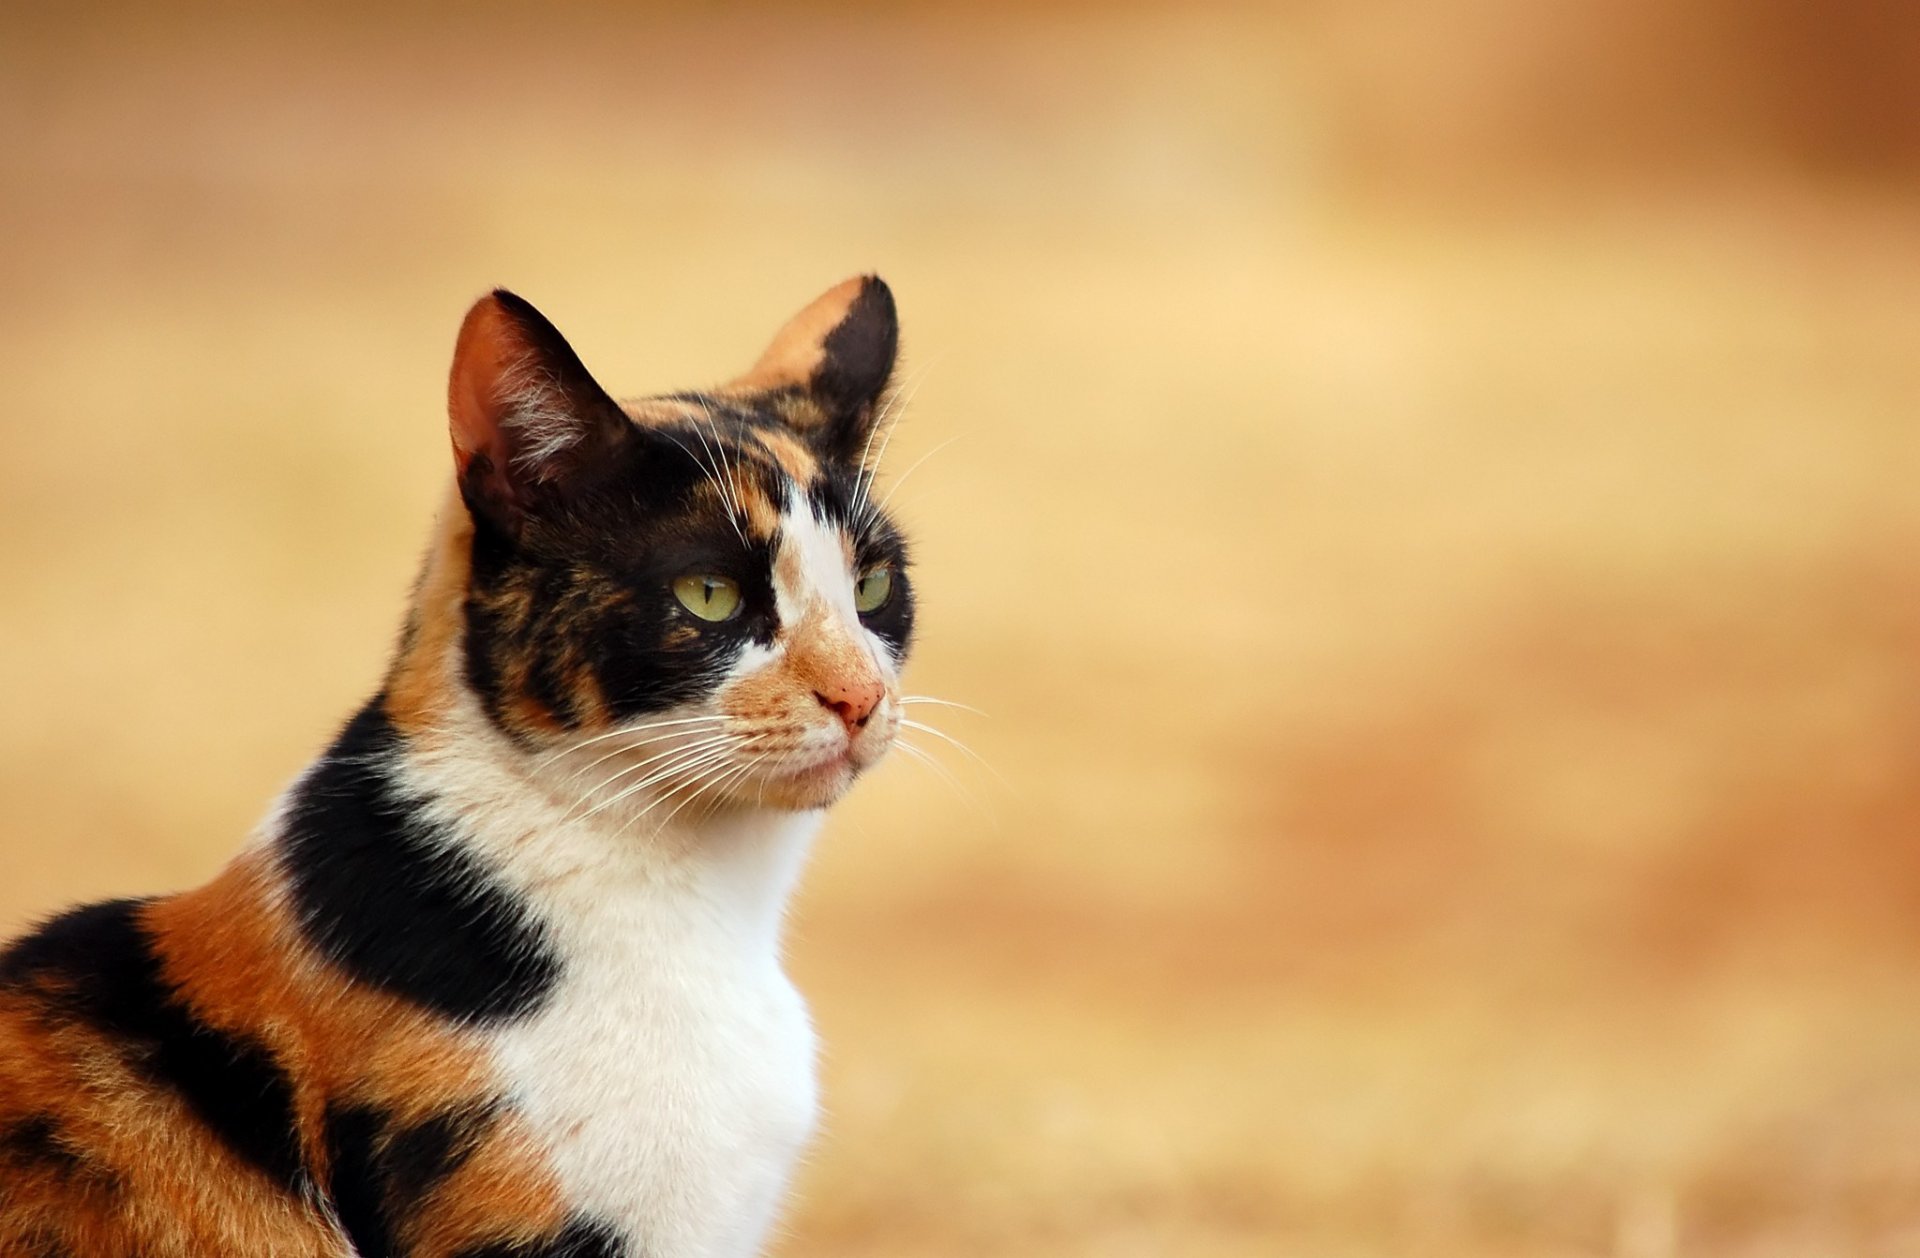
[
  {"x1": 854, "y1": 565, "x2": 894, "y2": 615},
  {"x1": 673, "y1": 574, "x2": 742, "y2": 622}
]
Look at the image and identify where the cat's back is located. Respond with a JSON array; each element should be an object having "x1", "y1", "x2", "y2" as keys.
[{"x1": 0, "y1": 895, "x2": 342, "y2": 1256}]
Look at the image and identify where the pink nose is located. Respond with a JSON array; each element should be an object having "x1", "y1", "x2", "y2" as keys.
[{"x1": 814, "y1": 677, "x2": 883, "y2": 733}]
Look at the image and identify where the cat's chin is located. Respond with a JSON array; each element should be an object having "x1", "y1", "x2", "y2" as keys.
[
  {"x1": 725, "y1": 742, "x2": 899, "y2": 812},
  {"x1": 741, "y1": 756, "x2": 859, "y2": 812}
]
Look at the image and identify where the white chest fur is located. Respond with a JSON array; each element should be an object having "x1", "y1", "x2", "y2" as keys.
[
  {"x1": 390, "y1": 699, "x2": 829, "y2": 1256},
  {"x1": 481, "y1": 809, "x2": 825, "y2": 1258}
]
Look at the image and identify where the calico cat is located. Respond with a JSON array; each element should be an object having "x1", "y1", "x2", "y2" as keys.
[{"x1": 0, "y1": 276, "x2": 916, "y2": 1258}]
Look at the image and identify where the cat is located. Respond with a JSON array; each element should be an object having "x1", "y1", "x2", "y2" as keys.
[{"x1": 0, "y1": 276, "x2": 916, "y2": 1258}]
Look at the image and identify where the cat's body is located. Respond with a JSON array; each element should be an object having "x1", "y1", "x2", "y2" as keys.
[{"x1": 0, "y1": 277, "x2": 916, "y2": 1258}]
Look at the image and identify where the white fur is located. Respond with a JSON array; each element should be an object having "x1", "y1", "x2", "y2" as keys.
[{"x1": 500, "y1": 357, "x2": 587, "y2": 470}]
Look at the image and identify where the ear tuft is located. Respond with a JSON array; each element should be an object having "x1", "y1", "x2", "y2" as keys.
[
  {"x1": 735, "y1": 276, "x2": 899, "y2": 458},
  {"x1": 448, "y1": 290, "x2": 632, "y2": 538}
]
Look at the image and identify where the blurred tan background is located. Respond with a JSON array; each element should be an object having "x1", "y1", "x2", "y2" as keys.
[{"x1": 3, "y1": 2, "x2": 1919, "y2": 1254}]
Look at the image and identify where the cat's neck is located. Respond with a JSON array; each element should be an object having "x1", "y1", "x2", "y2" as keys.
[{"x1": 392, "y1": 688, "x2": 822, "y2": 959}]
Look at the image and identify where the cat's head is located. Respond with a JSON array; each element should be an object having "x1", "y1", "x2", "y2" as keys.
[{"x1": 413, "y1": 277, "x2": 915, "y2": 816}]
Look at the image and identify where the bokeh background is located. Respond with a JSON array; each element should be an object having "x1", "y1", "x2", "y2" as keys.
[{"x1": 4, "y1": 3, "x2": 1919, "y2": 1254}]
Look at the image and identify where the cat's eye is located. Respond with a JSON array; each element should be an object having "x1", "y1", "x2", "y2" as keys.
[
  {"x1": 854, "y1": 565, "x2": 894, "y2": 615},
  {"x1": 673, "y1": 574, "x2": 742, "y2": 622}
]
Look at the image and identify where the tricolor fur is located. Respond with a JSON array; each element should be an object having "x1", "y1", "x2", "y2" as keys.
[{"x1": 0, "y1": 276, "x2": 917, "y2": 1257}]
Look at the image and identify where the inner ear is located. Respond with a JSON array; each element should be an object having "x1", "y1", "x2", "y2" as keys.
[
  {"x1": 448, "y1": 289, "x2": 635, "y2": 538},
  {"x1": 734, "y1": 275, "x2": 898, "y2": 463}
]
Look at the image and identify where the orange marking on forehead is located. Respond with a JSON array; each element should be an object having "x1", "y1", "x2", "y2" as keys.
[
  {"x1": 750, "y1": 424, "x2": 821, "y2": 484},
  {"x1": 774, "y1": 533, "x2": 807, "y2": 598},
  {"x1": 690, "y1": 473, "x2": 781, "y2": 542},
  {"x1": 734, "y1": 474, "x2": 783, "y2": 539},
  {"x1": 616, "y1": 397, "x2": 691, "y2": 429}
]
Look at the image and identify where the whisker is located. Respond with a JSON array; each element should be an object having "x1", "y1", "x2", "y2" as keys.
[
  {"x1": 664, "y1": 426, "x2": 746, "y2": 546},
  {"x1": 696, "y1": 399, "x2": 751, "y2": 531},
  {"x1": 580, "y1": 747, "x2": 741, "y2": 827},
  {"x1": 573, "y1": 741, "x2": 742, "y2": 823},
  {"x1": 892, "y1": 739, "x2": 992, "y2": 821},
  {"x1": 854, "y1": 362, "x2": 935, "y2": 527},
  {"x1": 565, "y1": 732, "x2": 741, "y2": 797},
  {"x1": 532, "y1": 715, "x2": 731, "y2": 770},
  {"x1": 657, "y1": 752, "x2": 770, "y2": 831},
  {"x1": 874, "y1": 435, "x2": 959, "y2": 518},
  {"x1": 552, "y1": 728, "x2": 736, "y2": 789},
  {"x1": 896, "y1": 717, "x2": 1004, "y2": 787},
  {"x1": 898, "y1": 695, "x2": 987, "y2": 718},
  {"x1": 688, "y1": 408, "x2": 749, "y2": 545},
  {"x1": 619, "y1": 746, "x2": 771, "y2": 840}
]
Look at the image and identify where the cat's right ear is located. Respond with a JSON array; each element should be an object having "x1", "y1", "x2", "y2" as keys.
[{"x1": 448, "y1": 290, "x2": 634, "y2": 539}]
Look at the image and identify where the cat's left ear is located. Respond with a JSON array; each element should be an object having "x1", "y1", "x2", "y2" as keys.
[
  {"x1": 735, "y1": 275, "x2": 898, "y2": 462},
  {"x1": 448, "y1": 290, "x2": 635, "y2": 539}
]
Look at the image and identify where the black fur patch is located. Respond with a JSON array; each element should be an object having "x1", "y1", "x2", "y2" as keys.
[
  {"x1": 278, "y1": 701, "x2": 561, "y2": 1023},
  {"x1": 451, "y1": 1219, "x2": 626, "y2": 1258},
  {"x1": 383, "y1": 1103, "x2": 490, "y2": 1207},
  {"x1": 0, "y1": 900, "x2": 304, "y2": 1192},
  {"x1": 323, "y1": 1099, "x2": 494, "y2": 1256},
  {"x1": 16, "y1": 1232, "x2": 74, "y2": 1258},
  {"x1": 462, "y1": 421, "x2": 788, "y2": 732},
  {"x1": 323, "y1": 1103, "x2": 392, "y2": 1258},
  {"x1": 812, "y1": 277, "x2": 899, "y2": 460},
  {"x1": 0, "y1": 1115, "x2": 84, "y2": 1180}
]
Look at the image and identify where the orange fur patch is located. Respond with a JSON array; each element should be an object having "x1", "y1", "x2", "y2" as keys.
[
  {"x1": 729, "y1": 276, "x2": 867, "y2": 395},
  {"x1": 0, "y1": 853, "x2": 573, "y2": 1257}
]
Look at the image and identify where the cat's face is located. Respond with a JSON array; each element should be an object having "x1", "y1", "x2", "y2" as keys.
[{"x1": 441, "y1": 278, "x2": 915, "y2": 815}]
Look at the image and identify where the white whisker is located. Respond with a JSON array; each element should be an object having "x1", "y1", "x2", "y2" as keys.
[
  {"x1": 688, "y1": 406, "x2": 749, "y2": 545},
  {"x1": 891, "y1": 739, "x2": 992, "y2": 821},
  {"x1": 532, "y1": 714, "x2": 731, "y2": 771},
  {"x1": 567, "y1": 732, "x2": 741, "y2": 799},
  {"x1": 853, "y1": 362, "x2": 935, "y2": 526},
  {"x1": 696, "y1": 399, "x2": 750, "y2": 531},
  {"x1": 874, "y1": 435, "x2": 959, "y2": 518},
  {"x1": 898, "y1": 696, "x2": 987, "y2": 717},
  {"x1": 552, "y1": 727, "x2": 738, "y2": 789},
  {"x1": 665, "y1": 425, "x2": 746, "y2": 546},
  {"x1": 574, "y1": 741, "x2": 742, "y2": 823},
  {"x1": 896, "y1": 717, "x2": 998, "y2": 780}
]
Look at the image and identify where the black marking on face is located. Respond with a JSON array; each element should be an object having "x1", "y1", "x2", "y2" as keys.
[
  {"x1": 278, "y1": 700, "x2": 561, "y2": 1023},
  {"x1": 450, "y1": 1218, "x2": 626, "y2": 1258},
  {"x1": 462, "y1": 419, "x2": 797, "y2": 734},
  {"x1": 0, "y1": 899, "x2": 306, "y2": 1193}
]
